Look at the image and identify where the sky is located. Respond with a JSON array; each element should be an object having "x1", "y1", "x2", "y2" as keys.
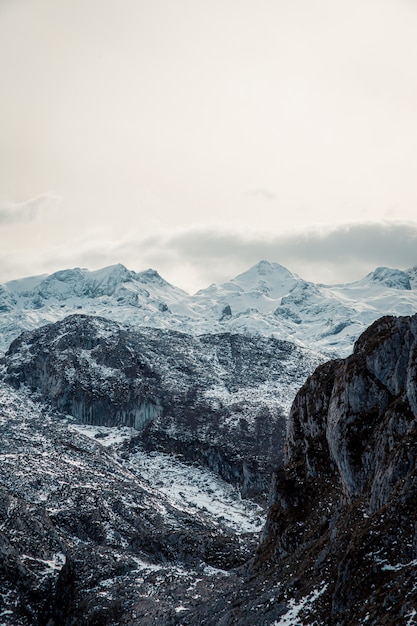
[{"x1": 1, "y1": 0, "x2": 417, "y2": 293}]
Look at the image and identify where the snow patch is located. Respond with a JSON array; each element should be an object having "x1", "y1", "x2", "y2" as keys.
[
  {"x1": 270, "y1": 584, "x2": 328, "y2": 626},
  {"x1": 126, "y1": 449, "x2": 265, "y2": 534},
  {"x1": 69, "y1": 423, "x2": 138, "y2": 447}
]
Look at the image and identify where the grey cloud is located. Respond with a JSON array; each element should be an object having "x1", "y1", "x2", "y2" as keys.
[
  {"x1": 136, "y1": 221, "x2": 417, "y2": 287},
  {"x1": 0, "y1": 193, "x2": 60, "y2": 224},
  {"x1": 2, "y1": 221, "x2": 417, "y2": 292},
  {"x1": 270, "y1": 222, "x2": 417, "y2": 282}
]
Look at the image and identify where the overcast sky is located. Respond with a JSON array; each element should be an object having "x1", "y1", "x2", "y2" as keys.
[{"x1": 1, "y1": 0, "x2": 417, "y2": 292}]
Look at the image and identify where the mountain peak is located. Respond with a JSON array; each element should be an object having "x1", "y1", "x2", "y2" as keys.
[
  {"x1": 89, "y1": 263, "x2": 132, "y2": 282},
  {"x1": 233, "y1": 260, "x2": 295, "y2": 282},
  {"x1": 230, "y1": 260, "x2": 298, "y2": 297},
  {"x1": 137, "y1": 268, "x2": 170, "y2": 286},
  {"x1": 365, "y1": 266, "x2": 411, "y2": 290},
  {"x1": 252, "y1": 260, "x2": 294, "y2": 276}
]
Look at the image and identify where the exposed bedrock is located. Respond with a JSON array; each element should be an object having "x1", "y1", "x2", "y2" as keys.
[
  {"x1": 285, "y1": 314, "x2": 417, "y2": 508},
  {"x1": 251, "y1": 314, "x2": 417, "y2": 625}
]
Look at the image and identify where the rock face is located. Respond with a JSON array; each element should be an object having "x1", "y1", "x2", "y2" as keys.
[
  {"x1": 3, "y1": 314, "x2": 320, "y2": 499},
  {"x1": 172, "y1": 314, "x2": 417, "y2": 625},
  {"x1": 248, "y1": 313, "x2": 417, "y2": 624},
  {"x1": 4, "y1": 315, "x2": 164, "y2": 430},
  {"x1": 286, "y1": 314, "x2": 417, "y2": 506}
]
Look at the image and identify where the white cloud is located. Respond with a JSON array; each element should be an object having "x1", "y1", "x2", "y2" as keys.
[
  {"x1": 245, "y1": 189, "x2": 276, "y2": 201},
  {"x1": 0, "y1": 193, "x2": 60, "y2": 224}
]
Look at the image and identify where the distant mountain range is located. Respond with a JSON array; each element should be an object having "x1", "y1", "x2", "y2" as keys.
[{"x1": 1, "y1": 260, "x2": 417, "y2": 355}]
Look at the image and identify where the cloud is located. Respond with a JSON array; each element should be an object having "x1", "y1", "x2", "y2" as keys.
[
  {"x1": 245, "y1": 189, "x2": 276, "y2": 201},
  {"x1": 36, "y1": 220, "x2": 410, "y2": 291},
  {"x1": 132, "y1": 221, "x2": 417, "y2": 289},
  {"x1": 0, "y1": 193, "x2": 60, "y2": 224},
  {"x1": 1, "y1": 220, "x2": 417, "y2": 293}
]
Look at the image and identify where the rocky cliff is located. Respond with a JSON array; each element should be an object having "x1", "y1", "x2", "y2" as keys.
[
  {"x1": 170, "y1": 314, "x2": 417, "y2": 625},
  {"x1": 246, "y1": 313, "x2": 417, "y2": 624}
]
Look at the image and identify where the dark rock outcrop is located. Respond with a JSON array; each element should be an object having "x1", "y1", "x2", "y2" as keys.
[{"x1": 248, "y1": 314, "x2": 417, "y2": 624}]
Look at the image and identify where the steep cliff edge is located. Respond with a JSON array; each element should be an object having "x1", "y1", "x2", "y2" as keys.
[
  {"x1": 250, "y1": 313, "x2": 417, "y2": 624},
  {"x1": 175, "y1": 314, "x2": 417, "y2": 625}
]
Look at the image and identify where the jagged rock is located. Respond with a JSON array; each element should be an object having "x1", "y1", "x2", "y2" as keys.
[
  {"x1": 248, "y1": 313, "x2": 417, "y2": 624},
  {"x1": 370, "y1": 266, "x2": 412, "y2": 290}
]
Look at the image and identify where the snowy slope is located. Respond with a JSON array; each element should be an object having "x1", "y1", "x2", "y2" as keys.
[
  {"x1": 0, "y1": 264, "x2": 192, "y2": 352},
  {"x1": 1, "y1": 260, "x2": 417, "y2": 356},
  {"x1": 0, "y1": 381, "x2": 262, "y2": 624}
]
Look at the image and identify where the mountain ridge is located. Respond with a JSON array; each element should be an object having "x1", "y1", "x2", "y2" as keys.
[{"x1": 1, "y1": 260, "x2": 417, "y2": 357}]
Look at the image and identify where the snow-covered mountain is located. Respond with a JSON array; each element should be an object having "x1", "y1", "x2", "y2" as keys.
[
  {"x1": 2, "y1": 314, "x2": 322, "y2": 500},
  {"x1": 1, "y1": 259, "x2": 417, "y2": 623},
  {"x1": 1, "y1": 260, "x2": 417, "y2": 356}
]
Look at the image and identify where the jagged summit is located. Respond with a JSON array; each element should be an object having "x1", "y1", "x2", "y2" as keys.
[
  {"x1": 136, "y1": 267, "x2": 178, "y2": 288},
  {"x1": 88, "y1": 262, "x2": 134, "y2": 282},
  {"x1": 4, "y1": 263, "x2": 174, "y2": 296},
  {"x1": 235, "y1": 259, "x2": 295, "y2": 278}
]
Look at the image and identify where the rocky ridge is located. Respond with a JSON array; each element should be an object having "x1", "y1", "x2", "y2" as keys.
[{"x1": 2, "y1": 314, "x2": 321, "y2": 500}]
